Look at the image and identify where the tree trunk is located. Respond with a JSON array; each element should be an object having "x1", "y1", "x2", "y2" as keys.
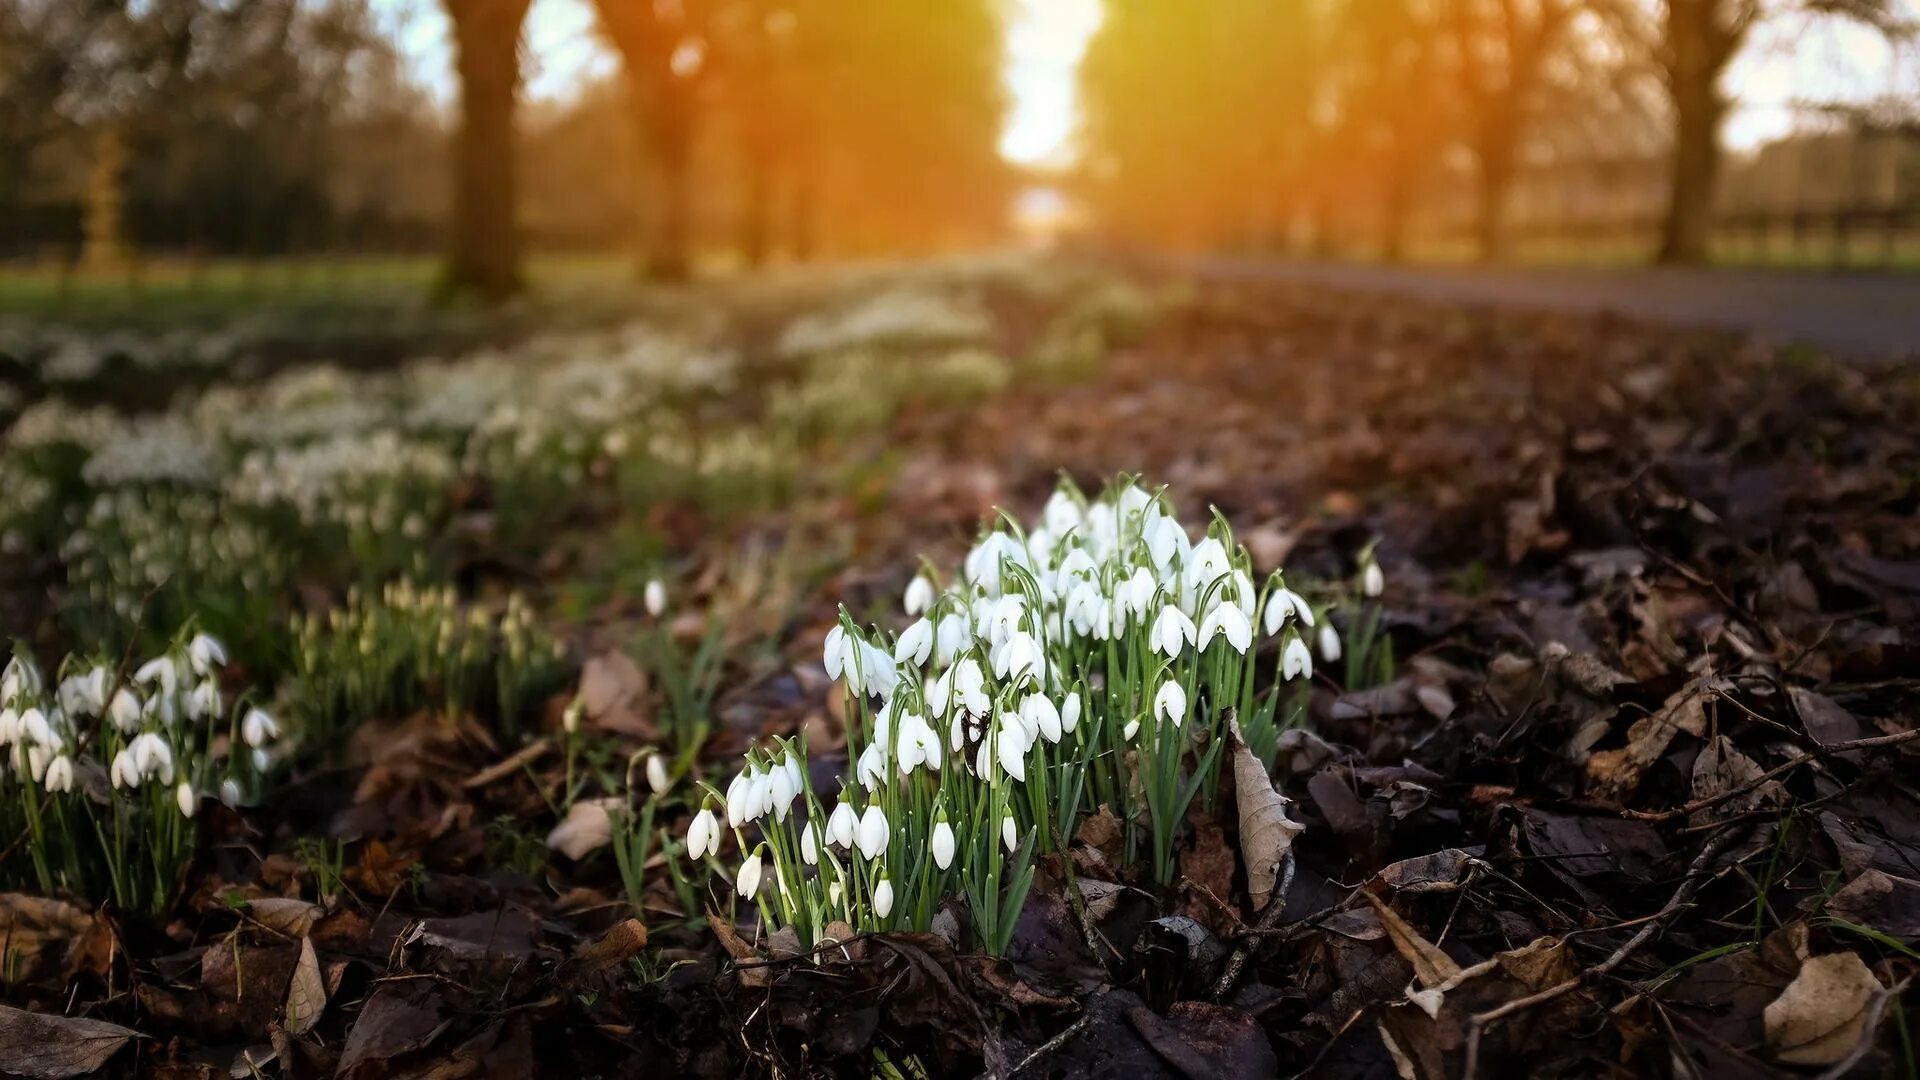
[
  {"x1": 1657, "y1": 0, "x2": 1733, "y2": 266},
  {"x1": 82, "y1": 124, "x2": 130, "y2": 273},
  {"x1": 1658, "y1": 74, "x2": 1725, "y2": 265},
  {"x1": 442, "y1": 0, "x2": 530, "y2": 303},
  {"x1": 1473, "y1": 111, "x2": 1518, "y2": 263},
  {"x1": 641, "y1": 81, "x2": 695, "y2": 281}
]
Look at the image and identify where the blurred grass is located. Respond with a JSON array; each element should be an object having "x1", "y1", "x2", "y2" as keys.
[{"x1": 0, "y1": 253, "x2": 646, "y2": 322}]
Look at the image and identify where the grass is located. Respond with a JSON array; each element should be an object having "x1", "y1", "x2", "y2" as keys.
[{"x1": 0, "y1": 253, "x2": 650, "y2": 322}]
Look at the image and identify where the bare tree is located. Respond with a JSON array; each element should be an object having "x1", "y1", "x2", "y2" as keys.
[{"x1": 443, "y1": 0, "x2": 531, "y2": 301}]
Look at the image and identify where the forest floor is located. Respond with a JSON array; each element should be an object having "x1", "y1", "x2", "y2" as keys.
[{"x1": 1, "y1": 260, "x2": 1917, "y2": 1078}]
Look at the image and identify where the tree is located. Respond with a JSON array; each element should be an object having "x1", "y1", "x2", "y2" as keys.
[
  {"x1": 1447, "y1": 0, "x2": 1577, "y2": 260},
  {"x1": 443, "y1": 0, "x2": 532, "y2": 301},
  {"x1": 592, "y1": 0, "x2": 710, "y2": 280}
]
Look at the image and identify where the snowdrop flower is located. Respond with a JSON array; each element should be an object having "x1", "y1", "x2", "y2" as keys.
[
  {"x1": 823, "y1": 625, "x2": 856, "y2": 682},
  {"x1": 686, "y1": 807, "x2": 720, "y2": 860},
  {"x1": 1362, "y1": 562, "x2": 1385, "y2": 598},
  {"x1": 134, "y1": 655, "x2": 178, "y2": 697},
  {"x1": 0, "y1": 709, "x2": 15, "y2": 746},
  {"x1": 1318, "y1": 623, "x2": 1343, "y2": 663},
  {"x1": 934, "y1": 612, "x2": 970, "y2": 666},
  {"x1": 1123, "y1": 567, "x2": 1156, "y2": 617},
  {"x1": 1155, "y1": 680, "x2": 1188, "y2": 728},
  {"x1": 932, "y1": 819, "x2": 956, "y2": 870},
  {"x1": 896, "y1": 711, "x2": 942, "y2": 772},
  {"x1": 1283, "y1": 636, "x2": 1314, "y2": 682},
  {"x1": 1264, "y1": 587, "x2": 1312, "y2": 635},
  {"x1": 59, "y1": 667, "x2": 108, "y2": 718},
  {"x1": 856, "y1": 804, "x2": 890, "y2": 860},
  {"x1": 1002, "y1": 815, "x2": 1019, "y2": 854},
  {"x1": 827, "y1": 800, "x2": 858, "y2": 848},
  {"x1": 220, "y1": 777, "x2": 244, "y2": 808},
  {"x1": 857, "y1": 742, "x2": 887, "y2": 789},
  {"x1": 26, "y1": 744, "x2": 49, "y2": 782},
  {"x1": 107, "y1": 689, "x2": 142, "y2": 735},
  {"x1": 903, "y1": 575, "x2": 935, "y2": 616},
  {"x1": 768, "y1": 758, "x2": 798, "y2": 822},
  {"x1": 894, "y1": 618, "x2": 933, "y2": 666},
  {"x1": 186, "y1": 679, "x2": 220, "y2": 722},
  {"x1": 110, "y1": 749, "x2": 140, "y2": 789},
  {"x1": 44, "y1": 755, "x2": 73, "y2": 794},
  {"x1": 1184, "y1": 536, "x2": 1233, "y2": 597},
  {"x1": 801, "y1": 821, "x2": 821, "y2": 866},
  {"x1": 1199, "y1": 604, "x2": 1253, "y2": 654},
  {"x1": 645, "y1": 752, "x2": 671, "y2": 793},
  {"x1": 131, "y1": 732, "x2": 173, "y2": 782},
  {"x1": 854, "y1": 642, "x2": 899, "y2": 699},
  {"x1": 1122, "y1": 717, "x2": 1141, "y2": 741},
  {"x1": 1043, "y1": 488, "x2": 1083, "y2": 536},
  {"x1": 1146, "y1": 517, "x2": 1187, "y2": 574},
  {"x1": 1020, "y1": 693, "x2": 1062, "y2": 744},
  {"x1": 176, "y1": 781, "x2": 197, "y2": 818},
  {"x1": 953, "y1": 659, "x2": 990, "y2": 716},
  {"x1": 644, "y1": 579, "x2": 668, "y2": 617},
  {"x1": 725, "y1": 768, "x2": 755, "y2": 828},
  {"x1": 995, "y1": 715, "x2": 1030, "y2": 781},
  {"x1": 995, "y1": 630, "x2": 1042, "y2": 688},
  {"x1": 873, "y1": 877, "x2": 895, "y2": 919},
  {"x1": 241, "y1": 707, "x2": 278, "y2": 749},
  {"x1": 736, "y1": 849, "x2": 764, "y2": 898},
  {"x1": 1150, "y1": 605, "x2": 1197, "y2": 658},
  {"x1": 1061, "y1": 691, "x2": 1081, "y2": 734},
  {"x1": 187, "y1": 632, "x2": 227, "y2": 676},
  {"x1": 18, "y1": 708, "x2": 52, "y2": 749}
]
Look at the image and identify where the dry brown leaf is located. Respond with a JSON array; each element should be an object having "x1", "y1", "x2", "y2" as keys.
[
  {"x1": 0, "y1": 1005, "x2": 139, "y2": 1078},
  {"x1": 1229, "y1": 717, "x2": 1305, "y2": 911},
  {"x1": 1764, "y1": 951, "x2": 1884, "y2": 1066},
  {"x1": 284, "y1": 936, "x2": 326, "y2": 1036},
  {"x1": 1687, "y1": 735, "x2": 1784, "y2": 826},
  {"x1": 248, "y1": 897, "x2": 323, "y2": 937},
  {"x1": 1363, "y1": 892, "x2": 1462, "y2": 988},
  {"x1": 0, "y1": 893, "x2": 113, "y2": 984},
  {"x1": 1586, "y1": 681, "x2": 1711, "y2": 798},
  {"x1": 545, "y1": 797, "x2": 621, "y2": 860}
]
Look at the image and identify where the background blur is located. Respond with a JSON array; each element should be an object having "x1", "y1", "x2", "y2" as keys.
[{"x1": 1, "y1": 0, "x2": 1915, "y2": 307}]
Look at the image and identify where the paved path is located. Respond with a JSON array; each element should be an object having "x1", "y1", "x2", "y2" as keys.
[{"x1": 1188, "y1": 257, "x2": 1920, "y2": 361}]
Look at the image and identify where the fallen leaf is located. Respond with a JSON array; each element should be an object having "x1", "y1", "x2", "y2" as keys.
[
  {"x1": 0, "y1": 1005, "x2": 139, "y2": 1078},
  {"x1": 1763, "y1": 951, "x2": 1884, "y2": 1066},
  {"x1": 283, "y1": 937, "x2": 325, "y2": 1036},
  {"x1": 0, "y1": 894, "x2": 113, "y2": 984},
  {"x1": 1688, "y1": 735, "x2": 1784, "y2": 826},
  {"x1": 247, "y1": 897, "x2": 323, "y2": 937},
  {"x1": 1586, "y1": 680, "x2": 1711, "y2": 798},
  {"x1": 545, "y1": 797, "x2": 620, "y2": 859},
  {"x1": 1229, "y1": 717, "x2": 1305, "y2": 911},
  {"x1": 1363, "y1": 893, "x2": 1461, "y2": 988}
]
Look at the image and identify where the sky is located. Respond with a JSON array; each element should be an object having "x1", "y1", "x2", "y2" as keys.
[{"x1": 374, "y1": 0, "x2": 1908, "y2": 161}]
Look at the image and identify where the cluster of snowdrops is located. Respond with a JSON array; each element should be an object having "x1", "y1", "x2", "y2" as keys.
[{"x1": 681, "y1": 477, "x2": 1376, "y2": 955}]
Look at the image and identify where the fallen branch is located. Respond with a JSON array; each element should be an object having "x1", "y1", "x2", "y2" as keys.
[
  {"x1": 463, "y1": 738, "x2": 553, "y2": 790},
  {"x1": 1622, "y1": 726, "x2": 1920, "y2": 823},
  {"x1": 1210, "y1": 850, "x2": 1296, "y2": 1002},
  {"x1": 1462, "y1": 825, "x2": 1747, "y2": 1079}
]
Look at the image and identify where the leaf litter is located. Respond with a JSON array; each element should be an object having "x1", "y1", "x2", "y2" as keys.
[{"x1": 0, "y1": 269, "x2": 1917, "y2": 1076}]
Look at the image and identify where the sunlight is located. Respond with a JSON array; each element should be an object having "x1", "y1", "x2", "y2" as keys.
[{"x1": 999, "y1": 0, "x2": 1104, "y2": 168}]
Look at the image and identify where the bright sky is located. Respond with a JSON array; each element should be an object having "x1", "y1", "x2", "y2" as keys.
[{"x1": 375, "y1": 0, "x2": 1905, "y2": 161}]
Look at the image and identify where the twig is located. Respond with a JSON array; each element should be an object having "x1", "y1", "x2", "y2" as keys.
[
  {"x1": 1462, "y1": 825, "x2": 1746, "y2": 1079},
  {"x1": 1006, "y1": 1004, "x2": 1097, "y2": 1077},
  {"x1": 1623, "y1": 725, "x2": 1920, "y2": 823},
  {"x1": 1209, "y1": 850, "x2": 1296, "y2": 1002},
  {"x1": 463, "y1": 737, "x2": 553, "y2": 789}
]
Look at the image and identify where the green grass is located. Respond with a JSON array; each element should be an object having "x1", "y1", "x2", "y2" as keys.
[{"x1": 0, "y1": 253, "x2": 650, "y2": 322}]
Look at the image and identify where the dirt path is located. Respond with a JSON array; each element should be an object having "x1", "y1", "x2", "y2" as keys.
[{"x1": 1188, "y1": 256, "x2": 1920, "y2": 360}]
